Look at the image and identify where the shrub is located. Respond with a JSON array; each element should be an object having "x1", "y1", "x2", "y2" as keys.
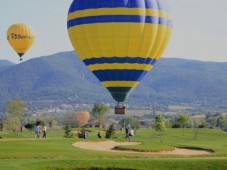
[
  {"x1": 172, "y1": 124, "x2": 181, "y2": 128},
  {"x1": 105, "y1": 124, "x2": 115, "y2": 139},
  {"x1": 198, "y1": 124, "x2": 207, "y2": 128},
  {"x1": 24, "y1": 123, "x2": 35, "y2": 131},
  {"x1": 63, "y1": 125, "x2": 73, "y2": 138}
]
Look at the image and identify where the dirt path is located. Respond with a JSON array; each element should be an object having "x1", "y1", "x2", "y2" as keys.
[{"x1": 73, "y1": 141, "x2": 212, "y2": 155}]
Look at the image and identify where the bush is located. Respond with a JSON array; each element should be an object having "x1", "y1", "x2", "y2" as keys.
[
  {"x1": 105, "y1": 124, "x2": 115, "y2": 139},
  {"x1": 24, "y1": 123, "x2": 35, "y2": 131},
  {"x1": 63, "y1": 125, "x2": 73, "y2": 138},
  {"x1": 0, "y1": 122, "x2": 3, "y2": 131},
  {"x1": 198, "y1": 124, "x2": 207, "y2": 128},
  {"x1": 172, "y1": 124, "x2": 181, "y2": 128}
]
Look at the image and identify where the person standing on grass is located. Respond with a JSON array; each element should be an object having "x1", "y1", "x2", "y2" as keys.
[
  {"x1": 35, "y1": 125, "x2": 40, "y2": 138},
  {"x1": 97, "y1": 131, "x2": 102, "y2": 138},
  {"x1": 125, "y1": 127, "x2": 129, "y2": 140},
  {"x1": 42, "y1": 125, "x2": 47, "y2": 138}
]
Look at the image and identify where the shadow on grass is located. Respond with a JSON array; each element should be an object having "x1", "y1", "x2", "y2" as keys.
[
  {"x1": 178, "y1": 146, "x2": 215, "y2": 153},
  {"x1": 45, "y1": 168, "x2": 137, "y2": 170},
  {"x1": 114, "y1": 146, "x2": 214, "y2": 153}
]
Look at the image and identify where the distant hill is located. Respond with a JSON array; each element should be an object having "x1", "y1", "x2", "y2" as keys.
[
  {"x1": 0, "y1": 52, "x2": 108, "y2": 110},
  {"x1": 0, "y1": 60, "x2": 15, "y2": 67},
  {"x1": 0, "y1": 51, "x2": 227, "y2": 110},
  {"x1": 134, "y1": 58, "x2": 227, "y2": 108}
]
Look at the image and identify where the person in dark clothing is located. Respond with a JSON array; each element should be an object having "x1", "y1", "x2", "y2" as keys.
[
  {"x1": 97, "y1": 132, "x2": 102, "y2": 138},
  {"x1": 125, "y1": 127, "x2": 130, "y2": 140},
  {"x1": 42, "y1": 126, "x2": 47, "y2": 138}
]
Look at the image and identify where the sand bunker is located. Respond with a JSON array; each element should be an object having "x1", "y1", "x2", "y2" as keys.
[{"x1": 73, "y1": 141, "x2": 212, "y2": 155}]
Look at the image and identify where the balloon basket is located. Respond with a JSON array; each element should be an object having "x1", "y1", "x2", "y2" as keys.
[{"x1": 115, "y1": 104, "x2": 126, "y2": 115}]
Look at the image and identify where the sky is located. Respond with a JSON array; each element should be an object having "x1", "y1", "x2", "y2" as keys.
[{"x1": 0, "y1": 0, "x2": 227, "y2": 63}]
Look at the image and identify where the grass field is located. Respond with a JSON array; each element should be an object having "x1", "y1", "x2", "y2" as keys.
[{"x1": 0, "y1": 128, "x2": 227, "y2": 170}]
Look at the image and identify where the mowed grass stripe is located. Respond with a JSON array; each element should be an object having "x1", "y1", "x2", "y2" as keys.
[{"x1": 0, "y1": 128, "x2": 227, "y2": 169}]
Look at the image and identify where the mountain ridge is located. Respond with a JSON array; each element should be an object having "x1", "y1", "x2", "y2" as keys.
[
  {"x1": 0, "y1": 60, "x2": 14, "y2": 66},
  {"x1": 1, "y1": 51, "x2": 227, "y2": 110}
]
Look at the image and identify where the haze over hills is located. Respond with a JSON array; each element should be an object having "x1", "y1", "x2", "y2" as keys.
[
  {"x1": 0, "y1": 60, "x2": 15, "y2": 67},
  {"x1": 0, "y1": 51, "x2": 227, "y2": 111}
]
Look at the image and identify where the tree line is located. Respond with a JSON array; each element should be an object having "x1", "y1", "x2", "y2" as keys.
[{"x1": 0, "y1": 97, "x2": 227, "y2": 140}]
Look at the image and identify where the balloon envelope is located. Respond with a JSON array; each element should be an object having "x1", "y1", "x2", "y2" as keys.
[
  {"x1": 67, "y1": 0, "x2": 172, "y2": 102},
  {"x1": 75, "y1": 111, "x2": 90, "y2": 125},
  {"x1": 7, "y1": 23, "x2": 35, "y2": 61}
]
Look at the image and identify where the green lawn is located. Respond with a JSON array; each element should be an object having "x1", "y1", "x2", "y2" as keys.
[{"x1": 0, "y1": 128, "x2": 227, "y2": 170}]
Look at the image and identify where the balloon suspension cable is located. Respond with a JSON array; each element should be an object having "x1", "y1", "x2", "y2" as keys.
[{"x1": 116, "y1": 102, "x2": 122, "y2": 108}]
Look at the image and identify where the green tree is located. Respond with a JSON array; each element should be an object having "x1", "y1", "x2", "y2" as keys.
[
  {"x1": 35, "y1": 120, "x2": 45, "y2": 126},
  {"x1": 216, "y1": 114, "x2": 227, "y2": 129},
  {"x1": 5, "y1": 97, "x2": 25, "y2": 136},
  {"x1": 119, "y1": 116, "x2": 140, "y2": 132},
  {"x1": 192, "y1": 118, "x2": 204, "y2": 140},
  {"x1": 206, "y1": 113, "x2": 218, "y2": 127},
  {"x1": 24, "y1": 123, "x2": 35, "y2": 131},
  {"x1": 155, "y1": 115, "x2": 165, "y2": 141},
  {"x1": 193, "y1": 118, "x2": 199, "y2": 140},
  {"x1": 63, "y1": 111, "x2": 78, "y2": 128},
  {"x1": 63, "y1": 125, "x2": 73, "y2": 138},
  {"x1": 91, "y1": 103, "x2": 109, "y2": 132},
  {"x1": 0, "y1": 121, "x2": 4, "y2": 131},
  {"x1": 207, "y1": 117, "x2": 218, "y2": 127},
  {"x1": 48, "y1": 117, "x2": 57, "y2": 133},
  {"x1": 170, "y1": 116, "x2": 181, "y2": 128},
  {"x1": 105, "y1": 124, "x2": 115, "y2": 139},
  {"x1": 177, "y1": 114, "x2": 189, "y2": 136}
]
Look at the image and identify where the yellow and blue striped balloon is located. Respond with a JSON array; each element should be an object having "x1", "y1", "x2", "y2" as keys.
[{"x1": 67, "y1": 0, "x2": 172, "y2": 103}]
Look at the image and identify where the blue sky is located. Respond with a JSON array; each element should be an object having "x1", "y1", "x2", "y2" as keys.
[{"x1": 0, "y1": 0, "x2": 227, "y2": 63}]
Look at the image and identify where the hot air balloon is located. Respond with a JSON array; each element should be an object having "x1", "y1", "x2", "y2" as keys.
[
  {"x1": 75, "y1": 111, "x2": 90, "y2": 126},
  {"x1": 7, "y1": 23, "x2": 35, "y2": 61},
  {"x1": 67, "y1": 0, "x2": 172, "y2": 114}
]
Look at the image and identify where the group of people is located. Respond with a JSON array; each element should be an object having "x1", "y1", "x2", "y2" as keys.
[
  {"x1": 35, "y1": 125, "x2": 47, "y2": 139},
  {"x1": 77, "y1": 129, "x2": 87, "y2": 139}
]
